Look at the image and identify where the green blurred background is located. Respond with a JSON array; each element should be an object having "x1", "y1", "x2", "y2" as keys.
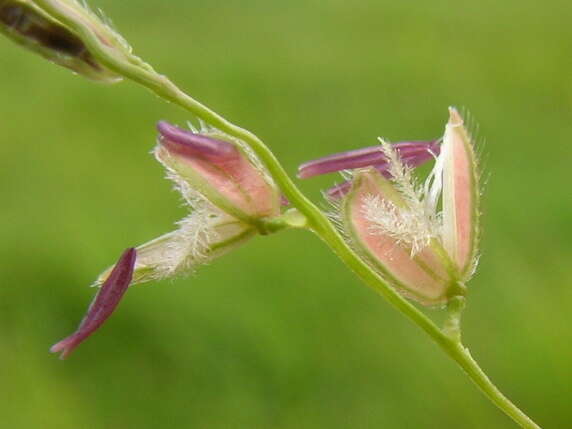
[{"x1": 1, "y1": 0, "x2": 571, "y2": 428}]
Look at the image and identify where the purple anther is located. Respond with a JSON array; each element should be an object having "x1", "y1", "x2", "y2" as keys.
[
  {"x1": 324, "y1": 143, "x2": 441, "y2": 199},
  {"x1": 298, "y1": 140, "x2": 440, "y2": 179},
  {"x1": 50, "y1": 248, "x2": 137, "y2": 359},
  {"x1": 157, "y1": 121, "x2": 239, "y2": 162}
]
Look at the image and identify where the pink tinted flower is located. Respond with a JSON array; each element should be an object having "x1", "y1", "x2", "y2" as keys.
[
  {"x1": 156, "y1": 121, "x2": 281, "y2": 222},
  {"x1": 52, "y1": 121, "x2": 283, "y2": 358},
  {"x1": 345, "y1": 171, "x2": 452, "y2": 304},
  {"x1": 301, "y1": 108, "x2": 479, "y2": 305},
  {"x1": 97, "y1": 121, "x2": 282, "y2": 286}
]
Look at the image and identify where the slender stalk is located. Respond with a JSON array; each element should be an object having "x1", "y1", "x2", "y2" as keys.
[
  {"x1": 32, "y1": 2, "x2": 541, "y2": 427},
  {"x1": 444, "y1": 342, "x2": 541, "y2": 429}
]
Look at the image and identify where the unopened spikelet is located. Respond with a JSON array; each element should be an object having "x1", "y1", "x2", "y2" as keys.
[
  {"x1": 96, "y1": 120, "x2": 281, "y2": 286},
  {"x1": 56, "y1": 0, "x2": 133, "y2": 55},
  {"x1": 154, "y1": 121, "x2": 282, "y2": 224},
  {"x1": 0, "y1": 0, "x2": 130, "y2": 82},
  {"x1": 97, "y1": 201, "x2": 256, "y2": 286},
  {"x1": 53, "y1": 120, "x2": 282, "y2": 357}
]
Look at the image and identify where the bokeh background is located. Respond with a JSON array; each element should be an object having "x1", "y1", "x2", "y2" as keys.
[{"x1": 1, "y1": 0, "x2": 571, "y2": 428}]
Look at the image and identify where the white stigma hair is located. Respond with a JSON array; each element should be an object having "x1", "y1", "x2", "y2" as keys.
[{"x1": 361, "y1": 138, "x2": 443, "y2": 256}]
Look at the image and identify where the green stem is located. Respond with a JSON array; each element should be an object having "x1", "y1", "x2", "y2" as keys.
[
  {"x1": 444, "y1": 341, "x2": 541, "y2": 429},
  {"x1": 32, "y1": 2, "x2": 541, "y2": 427},
  {"x1": 443, "y1": 290, "x2": 466, "y2": 342}
]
